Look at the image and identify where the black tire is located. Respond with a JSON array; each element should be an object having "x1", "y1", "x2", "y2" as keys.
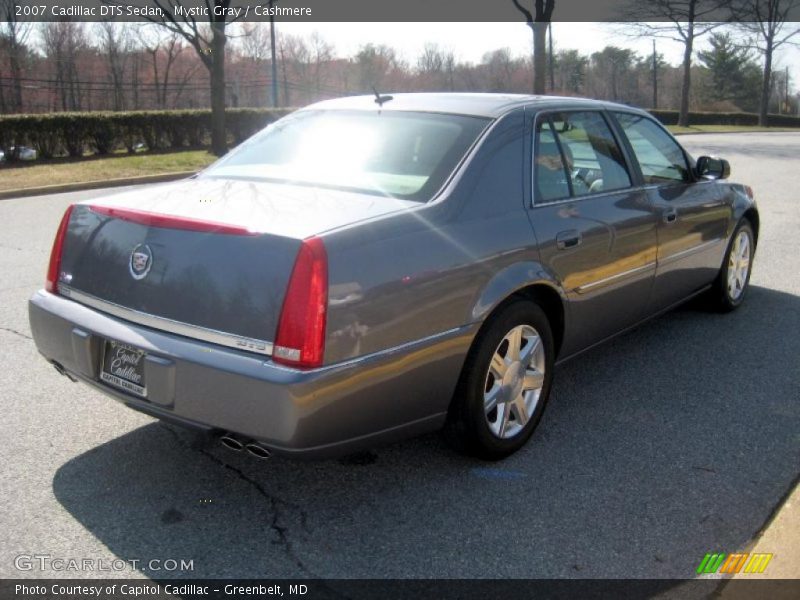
[
  {"x1": 708, "y1": 220, "x2": 755, "y2": 312},
  {"x1": 445, "y1": 299, "x2": 555, "y2": 460}
]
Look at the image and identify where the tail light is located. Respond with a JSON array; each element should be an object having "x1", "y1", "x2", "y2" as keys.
[
  {"x1": 273, "y1": 237, "x2": 328, "y2": 368},
  {"x1": 45, "y1": 204, "x2": 75, "y2": 293},
  {"x1": 744, "y1": 185, "x2": 754, "y2": 200}
]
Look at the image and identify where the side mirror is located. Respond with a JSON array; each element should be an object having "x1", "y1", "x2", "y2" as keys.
[{"x1": 696, "y1": 156, "x2": 730, "y2": 180}]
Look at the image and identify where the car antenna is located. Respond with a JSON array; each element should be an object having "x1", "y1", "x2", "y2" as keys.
[{"x1": 372, "y1": 86, "x2": 393, "y2": 107}]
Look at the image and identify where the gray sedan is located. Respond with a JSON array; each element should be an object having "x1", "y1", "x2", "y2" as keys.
[{"x1": 29, "y1": 94, "x2": 758, "y2": 460}]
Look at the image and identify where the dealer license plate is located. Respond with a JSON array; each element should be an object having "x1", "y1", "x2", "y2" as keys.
[{"x1": 100, "y1": 340, "x2": 147, "y2": 398}]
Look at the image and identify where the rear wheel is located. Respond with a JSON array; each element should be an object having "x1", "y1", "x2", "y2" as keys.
[
  {"x1": 445, "y1": 300, "x2": 555, "y2": 460},
  {"x1": 709, "y1": 220, "x2": 754, "y2": 312}
]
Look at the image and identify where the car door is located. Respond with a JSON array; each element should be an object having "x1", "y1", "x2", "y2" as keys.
[
  {"x1": 525, "y1": 108, "x2": 659, "y2": 357},
  {"x1": 610, "y1": 112, "x2": 730, "y2": 313}
]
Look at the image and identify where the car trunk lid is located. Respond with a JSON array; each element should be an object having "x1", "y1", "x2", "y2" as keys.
[{"x1": 56, "y1": 178, "x2": 416, "y2": 353}]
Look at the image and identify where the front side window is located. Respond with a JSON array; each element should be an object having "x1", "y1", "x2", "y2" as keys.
[
  {"x1": 202, "y1": 110, "x2": 489, "y2": 202},
  {"x1": 614, "y1": 113, "x2": 690, "y2": 185},
  {"x1": 533, "y1": 110, "x2": 632, "y2": 204}
]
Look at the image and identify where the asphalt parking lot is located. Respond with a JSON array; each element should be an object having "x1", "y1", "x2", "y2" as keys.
[{"x1": 0, "y1": 133, "x2": 798, "y2": 582}]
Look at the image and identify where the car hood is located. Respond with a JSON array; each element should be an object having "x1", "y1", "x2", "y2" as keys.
[{"x1": 84, "y1": 176, "x2": 419, "y2": 239}]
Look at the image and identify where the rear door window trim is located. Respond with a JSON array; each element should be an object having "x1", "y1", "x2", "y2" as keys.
[{"x1": 530, "y1": 108, "x2": 637, "y2": 207}]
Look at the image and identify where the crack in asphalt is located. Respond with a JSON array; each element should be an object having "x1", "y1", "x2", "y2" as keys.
[
  {"x1": 0, "y1": 243, "x2": 30, "y2": 252},
  {"x1": 0, "y1": 326, "x2": 32, "y2": 340},
  {"x1": 158, "y1": 425, "x2": 318, "y2": 579},
  {"x1": 0, "y1": 283, "x2": 41, "y2": 292}
]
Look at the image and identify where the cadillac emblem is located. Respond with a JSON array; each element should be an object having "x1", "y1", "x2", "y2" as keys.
[{"x1": 129, "y1": 244, "x2": 153, "y2": 280}]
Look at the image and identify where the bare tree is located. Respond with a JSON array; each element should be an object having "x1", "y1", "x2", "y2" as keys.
[
  {"x1": 97, "y1": 23, "x2": 134, "y2": 111},
  {"x1": 416, "y1": 43, "x2": 456, "y2": 90},
  {"x1": 128, "y1": 49, "x2": 144, "y2": 110},
  {"x1": 240, "y1": 22, "x2": 272, "y2": 62},
  {"x1": 307, "y1": 31, "x2": 334, "y2": 96},
  {"x1": 625, "y1": 1, "x2": 728, "y2": 126},
  {"x1": 108, "y1": 0, "x2": 254, "y2": 156},
  {"x1": 237, "y1": 22, "x2": 279, "y2": 105},
  {"x1": 354, "y1": 43, "x2": 400, "y2": 93},
  {"x1": 482, "y1": 48, "x2": 521, "y2": 91},
  {"x1": 511, "y1": 0, "x2": 556, "y2": 94},
  {"x1": 142, "y1": 28, "x2": 197, "y2": 109},
  {"x1": 277, "y1": 33, "x2": 309, "y2": 105},
  {"x1": 0, "y1": 0, "x2": 32, "y2": 113},
  {"x1": 734, "y1": 0, "x2": 800, "y2": 125},
  {"x1": 277, "y1": 33, "x2": 292, "y2": 106},
  {"x1": 417, "y1": 43, "x2": 446, "y2": 75},
  {"x1": 40, "y1": 22, "x2": 88, "y2": 112}
]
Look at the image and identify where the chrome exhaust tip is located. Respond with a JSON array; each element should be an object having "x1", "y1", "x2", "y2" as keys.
[
  {"x1": 219, "y1": 433, "x2": 245, "y2": 452},
  {"x1": 245, "y1": 442, "x2": 272, "y2": 460},
  {"x1": 52, "y1": 361, "x2": 77, "y2": 382}
]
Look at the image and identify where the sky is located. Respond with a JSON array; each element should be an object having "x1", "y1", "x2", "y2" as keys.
[{"x1": 275, "y1": 22, "x2": 800, "y2": 93}]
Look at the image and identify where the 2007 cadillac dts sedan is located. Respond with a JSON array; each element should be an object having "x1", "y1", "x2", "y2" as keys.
[{"x1": 29, "y1": 94, "x2": 758, "y2": 460}]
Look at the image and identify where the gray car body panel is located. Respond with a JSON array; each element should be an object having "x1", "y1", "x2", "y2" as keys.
[
  {"x1": 28, "y1": 93, "x2": 758, "y2": 458},
  {"x1": 60, "y1": 180, "x2": 420, "y2": 345},
  {"x1": 29, "y1": 290, "x2": 477, "y2": 458}
]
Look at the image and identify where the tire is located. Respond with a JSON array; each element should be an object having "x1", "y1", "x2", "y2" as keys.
[
  {"x1": 708, "y1": 220, "x2": 755, "y2": 312},
  {"x1": 445, "y1": 299, "x2": 555, "y2": 460}
]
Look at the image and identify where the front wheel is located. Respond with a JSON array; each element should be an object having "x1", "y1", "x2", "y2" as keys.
[
  {"x1": 445, "y1": 300, "x2": 555, "y2": 460},
  {"x1": 709, "y1": 221, "x2": 755, "y2": 312}
]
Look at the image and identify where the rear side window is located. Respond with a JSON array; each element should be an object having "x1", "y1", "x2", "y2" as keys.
[
  {"x1": 534, "y1": 119, "x2": 571, "y2": 202},
  {"x1": 614, "y1": 113, "x2": 690, "y2": 184},
  {"x1": 533, "y1": 110, "x2": 632, "y2": 204}
]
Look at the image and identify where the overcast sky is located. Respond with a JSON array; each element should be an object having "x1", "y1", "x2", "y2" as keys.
[{"x1": 275, "y1": 22, "x2": 800, "y2": 92}]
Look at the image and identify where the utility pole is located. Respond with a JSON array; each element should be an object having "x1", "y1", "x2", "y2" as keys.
[
  {"x1": 530, "y1": 33, "x2": 536, "y2": 94},
  {"x1": 548, "y1": 22, "x2": 554, "y2": 93},
  {"x1": 652, "y1": 39, "x2": 658, "y2": 109},
  {"x1": 785, "y1": 66, "x2": 790, "y2": 114},
  {"x1": 269, "y1": 0, "x2": 279, "y2": 107}
]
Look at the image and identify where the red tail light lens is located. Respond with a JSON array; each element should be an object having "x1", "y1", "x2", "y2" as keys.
[
  {"x1": 273, "y1": 237, "x2": 328, "y2": 368},
  {"x1": 45, "y1": 204, "x2": 75, "y2": 293}
]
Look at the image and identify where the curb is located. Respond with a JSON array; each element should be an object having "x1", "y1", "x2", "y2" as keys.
[
  {"x1": 0, "y1": 170, "x2": 196, "y2": 201},
  {"x1": 723, "y1": 475, "x2": 800, "y2": 584},
  {"x1": 673, "y1": 129, "x2": 800, "y2": 136},
  {"x1": 713, "y1": 474, "x2": 800, "y2": 597}
]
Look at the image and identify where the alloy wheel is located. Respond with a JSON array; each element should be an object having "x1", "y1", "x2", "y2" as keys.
[
  {"x1": 727, "y1": 229, "x2": 751, "y2": 301},
  {"x1": 483, "y1": 324, "x2": 546, "y2": 439}
]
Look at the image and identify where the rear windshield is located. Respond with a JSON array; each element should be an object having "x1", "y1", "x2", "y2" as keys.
[{"x1": 202, "y1": 110, "x2": 490, "y2": 201}]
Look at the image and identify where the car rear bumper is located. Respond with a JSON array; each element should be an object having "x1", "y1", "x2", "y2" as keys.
[{"x1": 28, "y1": 290, "x2": 475, "y2": 459}]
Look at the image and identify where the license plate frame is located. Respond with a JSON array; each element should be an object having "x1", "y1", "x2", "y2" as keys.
[{"x1": 100, "y1": 340, "x2": 147, "y2": 398}]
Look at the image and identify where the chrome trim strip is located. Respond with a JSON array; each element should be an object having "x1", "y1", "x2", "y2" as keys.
[
  {"x1": 659, "y1": 239, "x2": 724, "y2": 266},
  {"x1": 575, "y1": 261, "x2": 656, "y2": 293},
  {"x1": 59, "y1": 285, "x2": 274, "y2": 356},
  {"x1": 530, "y1": 187, "x2": 641, "y2": 209},
  {"x1": 269, "y1": 325, "x2": 470, "y2": 373}
]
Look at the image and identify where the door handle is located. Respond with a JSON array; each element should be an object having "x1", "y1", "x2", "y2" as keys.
[
  {"x1": 662, "y1": 207, "x2": 678, "y2": 224},
  {"x1": 556, "y1": 230, "x2": 582, "y2": 250}
]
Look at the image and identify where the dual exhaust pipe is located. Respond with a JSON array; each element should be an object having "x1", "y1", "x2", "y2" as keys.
[
  {"x1": 50, "y1": 358, "x2": 271, "y2": 460},
  {"x1": 219, "y1": 433, "x2": 272, "y2": 460}
]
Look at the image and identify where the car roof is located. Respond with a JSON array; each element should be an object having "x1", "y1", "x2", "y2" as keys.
[{"x1": 301, "y1": 93, "x2": 647, "y2": 119}]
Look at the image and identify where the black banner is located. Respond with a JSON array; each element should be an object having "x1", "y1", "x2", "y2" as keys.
[
  {"x1": 3, "y1": 579, "x2": 800, "y2": 600},
  {"x1": 5, "y1": 0, "x2": 800, "y2": 23}
]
